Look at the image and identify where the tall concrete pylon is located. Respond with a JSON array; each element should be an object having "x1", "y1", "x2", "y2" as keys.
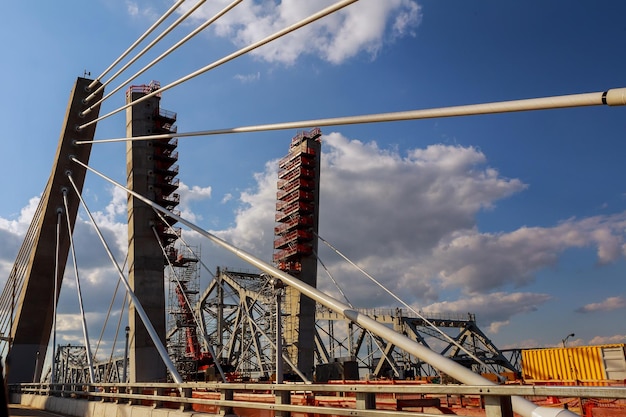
[
  {"x1": 7, "y1": 77, "x2": 103, "y2": 383},
  {"x1": 273, "y1": 129, "x2": 322, "y2": 380},
  {"x1": 125, "y1": 82, "x2": 180, "y2": 382}
]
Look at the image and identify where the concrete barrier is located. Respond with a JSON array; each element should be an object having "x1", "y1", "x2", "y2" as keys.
[{"x1": 11, "y1": 394, "x2": 221, "y2": 417}]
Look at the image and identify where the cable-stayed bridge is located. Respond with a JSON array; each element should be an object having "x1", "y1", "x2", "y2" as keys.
[{"x1": 2, "y1": 2, "x2": 626, "y2": 417}]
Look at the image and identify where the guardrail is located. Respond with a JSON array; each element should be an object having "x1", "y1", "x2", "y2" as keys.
[{"x1": 9, "y1": 382, "x2": 626, "y2": 417}]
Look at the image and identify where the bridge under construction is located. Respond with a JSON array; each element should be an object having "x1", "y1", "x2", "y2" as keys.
[{"x1": 2, "y1": 2, "x2": 626, "y2": 417}]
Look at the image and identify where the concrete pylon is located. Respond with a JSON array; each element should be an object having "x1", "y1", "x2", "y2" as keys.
[
  {"x1": 125, "y1": 83, "x2": 176, "y2": 382},
  {"x1": 7, "y1": 77, "x2": 103, "y2": 383}
]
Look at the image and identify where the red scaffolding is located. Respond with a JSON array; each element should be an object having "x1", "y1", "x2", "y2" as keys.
[{"x1": 273, "y1": 128, "x2": 321, "y2": 273}]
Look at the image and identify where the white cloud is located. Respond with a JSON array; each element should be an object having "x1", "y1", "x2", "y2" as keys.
[
  {"x1": 423, "y1": 292, "x2": 552, "y2": 333},
  {"x1": 315, "y1": 134, "x2": 527, "y2": 304},
  {"x1": 183, "y1": 0, "x2": 422, "y2": 65},
  {"x1": 0, "y1": 195, "x2": 40, "y2": 235},
  {"x1": 2, "y1": 132, "x2": 626, "y2": 344},
  {"x1": 588, "y1": 334, "x2": 626, "y2": 345},
  {"x1": 178, "y1": 182, "x2": 213, "y2": 202},
  {"x1": 126, "y1": 1, "x2": 159, "y2": 20},
  {"x1": 488, "y1": 320, "x2": 510, "y2": 334},
  {"x1": 221, "y1": 193, "x2": 233, "y2": 204},
  {"x1": 176, "y1": 181, "x2": 213, "y2": 223},
  {"x1": 234, "y1": 72, "x2": 261, "y2": 83},
  {"x1": 126, "y1": 1, "x2": 139, "y2": 17},
  {"x1": 0, "y1": 196, "x2": 40, "y2": 281},
  {"x1": 576, "y1": 296, "x2": 626, "y2": 314},
  {"x1": 213, "y1": 159, "x2": 279, "y2": 258},
  {"x1": 206, "y1": 132, "x2": 626, "y2": 331}
]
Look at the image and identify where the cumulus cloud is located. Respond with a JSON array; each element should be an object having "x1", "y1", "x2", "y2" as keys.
[
  {"x1": 316, "y1": 134, "x2": 527, "y2": 305},
  {"x1": 2, "y1": 131, "x2": 626, "y2": 344},
  {"x1": 0, "y1": 195, "x2": 41, "y2": 236},
  {"x1": 576, "y1": 296, "x2": 626, "y2": 314},
  {"x1": 206, "y1": 132, "x2": 626, "y2": 330},
  {"x1": 213, "y1": 159, "x2": 279, "y2": 258},
  {"x1": 430, "y1": 214, "x2": 626, "y2": 295},
  {"x1": 182, "y1": 0, "x2": 422, "y2": 65},
  {"x1": 588, "y1": 334, "x2": 626, "y2": 345},
  {"x1": 0, "y1": 196, "x2": 44, "y2": 284},
  {"x1": 423, "y1": 292, "x2": 552, "y2": 333},
  {"x1": 176, "y1": 181, "x2": 213, "y2": 222}
]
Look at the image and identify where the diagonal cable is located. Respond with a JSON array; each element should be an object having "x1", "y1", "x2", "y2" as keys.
[
  {"x1": 78, "y1": 0, "x2": 359, "y2": 129},
  {"x1": 83, "y1": 0, "x2": 218, "y2": 112},
  {"x1": 65, "y1": 172, "x2": 183, "y2": 383},
  {"x1": 62, "y1": 190, "x2": 96, "y2": 383},
  {"x1": 315, "y1": 232, "x2": 499, "y2": 378},
  {"x1": 87, "y1": 0, "x2": 188, "y2": 91},
  {"x1": 92, "y1": 252, "x2": 127, "y2": 363},
  {"x1": 152, "y1": 210, "x2": 228, "y2": 381},
  {"x1": 314, "y1": 249, "x2": 353, "y2": 307},
  {"x1": 314, "y1": 249, "x2": 401, "y2": 376},
  {"x1": 77, "y1": 87, "x2": 626, "y2": 145},
  {"x1": 104, "y1": 292, "x2": 128, "y2": 383}
]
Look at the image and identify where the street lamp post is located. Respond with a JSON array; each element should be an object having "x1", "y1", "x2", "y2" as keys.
[{"x1": 562, "y1": 333, "x2": 575, "y2": 348}]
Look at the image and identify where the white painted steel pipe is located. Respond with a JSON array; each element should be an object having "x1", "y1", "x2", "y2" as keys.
[
  {"x1": 86, "y1": 0, "x2": 188, "y2": 92},
  {"x1": 63, "y1": 191, "x2": 96, "y2": 383},
  {"x1": 82, "y1": 0, "x2": 215, "y2": 114},
  {"x1": 78, "y1": 87, "x2": 626, "y2": 145},
  {"x1": 66, "y1": 174, "x2": 183, "y2": 384},
  {"x1": 78, "y1": 0, "x2": 359, "y2": 129},
  {"x1": 73, "y1": 158, "x2": 577, "y2": 417}
]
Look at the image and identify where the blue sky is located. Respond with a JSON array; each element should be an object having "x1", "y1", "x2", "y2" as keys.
[{"x1": 1, "y1": 0, "x2": 625, "y2": 358}]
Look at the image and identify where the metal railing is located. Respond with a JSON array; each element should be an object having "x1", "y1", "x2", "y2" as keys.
[{"x1": 10, "y1": 381, "x2": 626, "y2": 417}]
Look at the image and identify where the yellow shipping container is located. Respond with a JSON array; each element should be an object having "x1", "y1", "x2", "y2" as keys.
[{"x1": 522, "y1": 344, "x2": 626, "y2": 384}]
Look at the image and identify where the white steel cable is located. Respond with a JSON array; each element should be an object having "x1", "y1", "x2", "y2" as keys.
[
  {"x1": 315, "y1": 232, "x2": 499, "y2": 379},
  {"x1": 77, "y1": 87, "x2": 626, "y2": 145},
  {"x1": 102, "y1": 294, "x2": 131, "y2": 383},
  {"x1": 70, "y1": 156, "x2": 577, "y2": 417},
  {"x1": 152, "y1": 224, "x2": 204, "y2": 335},
  {"x1": 158, "y1": 217, "x2": 217, "y2": 284},
  {"x1": 65, "y1": 173, "x2": 183, "y2": 384},
  {"x1": 62, "y1": 190, "x2": 96, "y2": 383},
  {"x1": 103, "y1": 295, "x2": 128, "y2": 383},
  {"x1": 245, "y1": 311, "x2": 310, "y2": 383},
  {"x1": 82, "y1": 0, "x2": 214, "y2": 112},
  {"x1": 92, "y1": 253, "x2": 127, "y2": 362},
  {"x1": 0, "y1": 200, "x2": 45, "y2": 359},
  {"x1": 314, "y1": 249, "x2": 401, "y2": 377},
  {"x1": 151, "y1": 214, "x2": 205, "y2": 327},
  {"x1": 152, "y1": 210, "x2": 230, "y2": 382},
  {"x1": 86, "y1": 0, "x2": 188, "y2": 92},
  {"x1": 314, "y1": 249, "x2": 353, "y2": 308},
  {"x1": 149, "y1": 222, "x2": 227, "y2": 382},
  {"x1": 78, "y1": 0, "x2": 360, "y2": 129}
]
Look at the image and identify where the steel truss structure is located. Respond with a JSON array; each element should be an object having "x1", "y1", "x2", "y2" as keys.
[
  {"x1": 197, "y1": 268, "x2": 278, "y2": 381},
  {"x1": 191, "y1": 268, "x2": 516, "y2": 381},
  {"x1": 315, "y1": 306, "x2": 517, "y2": 380},
  {"x1": 43, "y1": 345, "x2": 126, "y2": 384}
]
